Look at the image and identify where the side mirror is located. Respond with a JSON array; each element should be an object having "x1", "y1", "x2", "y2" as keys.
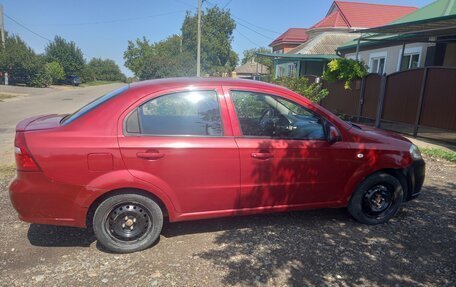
[{"x1": 327, "y1": 125, "x2": 340, "y2": 143}]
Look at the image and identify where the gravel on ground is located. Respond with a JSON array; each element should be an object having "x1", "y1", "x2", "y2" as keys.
[{"x1": 0, "y1": 155, "x2": 455, "y2": 286}]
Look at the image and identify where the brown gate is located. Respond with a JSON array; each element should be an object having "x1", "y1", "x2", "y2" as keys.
[
  {"x1": 360, "y1": 74, "x2": 381, "y2": 120},
  {"x1": 320, "y1": 67, "x2": 456, "y2": 141},
  {"x1": 382, "y1": 69, "x2": 424, "y2": 124},
  {"x1": 321, "y1": 80, "x2": 359, "y2": 117},
  {"x1": 419, "y1": 67, "x2": 456, "y2": 131}
]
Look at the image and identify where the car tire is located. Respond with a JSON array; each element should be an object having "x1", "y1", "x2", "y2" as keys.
[
  {"x1": 348, "y1": 172, "x2": 403, "y2": 225},
  {"x1": 93, "y1": 193, "x2": 163, "y2": 253}
]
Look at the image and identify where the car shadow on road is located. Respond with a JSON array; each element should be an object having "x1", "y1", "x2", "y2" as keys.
[
  {"x1": 161, "y1": 208, "x2": 350, "y2": 238},
  {"x1": 191, "y1": 182, "x2": 456, "y2": 286},
  {"x1": 25, "y1": 182, "x2": 456, "y2": 286},
  {"x1": 27, "y1": 224, "x2": 96, "y2": 248}
]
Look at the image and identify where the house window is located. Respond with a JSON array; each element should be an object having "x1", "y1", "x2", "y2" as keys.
[
  {"x1": 370, "y1": 57, "x2": 386, "y2": 74},
  {"x1": 368, "y1": 51, "x2": 387, "y2": 74},
  {"x1": 400, "y1": 53, "x2": 420, "y2": 71},
  {"x1": 277, "y1": 66, "x2": 285, "y2": 77},
  {"x1": 287, "y1": 62, "x2": 297, "y2": 77},
  {"x1": 397, "y1": 47, "x2": 422, "y2": 71},
  {"x1": 273, "y1": 49, "x2": 284, "y2": 54}
]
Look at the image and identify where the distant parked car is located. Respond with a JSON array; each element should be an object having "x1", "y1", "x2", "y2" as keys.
[
  {"x1": 67, "y1": 75, "x2": 81, "y2": 86},
  {"x1": 9, "y1": 78, "x2": 425, "y2": 253}
]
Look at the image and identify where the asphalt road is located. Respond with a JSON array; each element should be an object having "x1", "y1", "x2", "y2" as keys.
[{"x1": 0, "y1": 83, "x2": 125, "y2": 165}]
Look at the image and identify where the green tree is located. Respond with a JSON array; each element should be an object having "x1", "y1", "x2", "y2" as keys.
[
  {"x1": 0, "y1": 33, "x2": 46, "y2": 86},
  {"x1": 123, "y1": 37, "x2": 156, "y2": 77},
  {"x1": 241, "y1": 47, "x2": 272, "y2": 70},
  {"x1": 322, "y1": 58, "x2": 368, "y2": 89},
  {"x1": 84, "y1": 58, "x2": 126, "y2": 82},
  {"x1": 181, "y1": 6, "x2": 237, "y2": 75},
  {"x1": 45, "y1": 36, "x2": 85, "y2": 77},
  {"x1": 124, "y1": 6, "x2": 237, "y2": 78},
  {"x1": 45, "y1": 61, "x2": 65, "y2": 84},
  {"x1": 124, "y1": 35, "x2": 195, "y2": 80},
  {"x1": 273, "y1": 77, "x2": 328, "y2": 103}
]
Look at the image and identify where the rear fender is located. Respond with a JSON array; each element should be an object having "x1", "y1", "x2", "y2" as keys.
[{"x1": 75, "y1": 169, "x2": 178, "y2": 221}]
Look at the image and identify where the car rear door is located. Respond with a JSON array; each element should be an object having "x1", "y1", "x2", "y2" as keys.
[
  {"x1": 118, "y1": 87, "x2": 240, "y2": 215},
  {"x1": 224, "y1": 86, "x2": 354, "y2": 209}
]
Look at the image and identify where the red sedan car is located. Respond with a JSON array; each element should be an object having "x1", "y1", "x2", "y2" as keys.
[{"x1": 9, "y1": 78, "x2": 425, "y2": 253}]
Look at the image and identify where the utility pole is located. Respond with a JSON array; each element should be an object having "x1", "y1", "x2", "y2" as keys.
[
  {"x1": 0, "y1": 4, "x2": 5, "y2": 49},
  {"x1": 0, "y1": 4, "x2": 6, "y2": 86},
  {"x1": 196, "y1": 0, "x2": 201, "y2": 77}
]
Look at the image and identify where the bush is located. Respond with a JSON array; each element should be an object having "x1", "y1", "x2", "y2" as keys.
[
  {"x1": 31, "y1": 67, "x2": 52, "y2": 87},
  {"x1": 83, "y1": 58, "x2": 126, "y2": 83},
  {"x1": 273, "y1": 77, "x2": 329, "y2": 103},
  {"x1": 45, "y1": 61, "x2": 65, "y2": 84},
  {"x1": 322, "y1": 58, "x2": 368, "y2": 89}
]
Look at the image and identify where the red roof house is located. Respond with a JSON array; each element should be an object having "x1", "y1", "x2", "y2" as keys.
[
  {"x1": 269, "y1": 28, "x2": 309, "y2": 53},
  {"x1": 326, "y1": 1, "x2": 418, "y2": 28},
  {"x1": 269, "y1": 1, "x2": 417, "y2": 52}
]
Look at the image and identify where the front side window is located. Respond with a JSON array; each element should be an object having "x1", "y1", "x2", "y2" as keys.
[
  {"x1": 126, "y1": 91, "x2": 223, "y2": 136},
  {"x1": 231, "y1": 91, "x2": 326, "y2": 140}
]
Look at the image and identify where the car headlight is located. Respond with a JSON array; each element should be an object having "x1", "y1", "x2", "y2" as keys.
[{"x1": 409, "y1": 144, "x2": 422, "y2": 160}]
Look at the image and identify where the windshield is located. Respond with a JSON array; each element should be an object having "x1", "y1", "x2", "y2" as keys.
[{"x1": 61, "y1": 85, "x2": 129, "y2": 125}]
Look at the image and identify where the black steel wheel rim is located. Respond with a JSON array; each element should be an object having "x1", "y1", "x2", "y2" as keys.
[
  {"x1": 105, "y1": 202, "x2": 152, "y2": 242},
  {"x1": 362, "y1": 184, "x2": 396, "y2": 218}
]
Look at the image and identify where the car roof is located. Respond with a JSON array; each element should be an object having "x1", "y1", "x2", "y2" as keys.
[{"x1": 128, "y1": 77, "x2": 291, "y2": 95}]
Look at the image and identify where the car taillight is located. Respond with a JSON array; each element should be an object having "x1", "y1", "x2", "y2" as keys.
[{"x1": 14, "y1": 132, "x2": 41, "y2": 172}]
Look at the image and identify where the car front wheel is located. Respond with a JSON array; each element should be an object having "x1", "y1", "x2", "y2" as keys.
[
  {"x1": 93, "y1": 193, "x2": 163, "y2": 253},
  {"x1": 348, "y1": 173, "x2": 404, "y2": 225}
]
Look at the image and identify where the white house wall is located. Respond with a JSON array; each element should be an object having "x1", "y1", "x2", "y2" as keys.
[{"x1": 345, "y1": 42, "x2": 434, "y2": 74}]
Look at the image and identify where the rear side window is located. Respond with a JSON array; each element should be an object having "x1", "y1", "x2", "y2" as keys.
[
  {"x1": 126, "y1": 91, "x2": 223, "y2": 136},
  {"x1": 62, "y1": 85, "x2": 129, "y2": 125}
]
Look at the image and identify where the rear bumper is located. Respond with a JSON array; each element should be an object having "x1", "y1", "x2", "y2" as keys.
[
  {"x1": 404, "y1": 159, "x2": 425, "y2": 201},
  {"x1": 9, "y1": 171, "x2": 88, "y2": 227}
]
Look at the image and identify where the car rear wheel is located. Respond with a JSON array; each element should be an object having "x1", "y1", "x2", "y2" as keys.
[
  {"x1": 348, "y1": 173, "x2": 403, "y2": 225},
  {"x1": 93, "y1": 193, "x2": 163, "y2": 253}
]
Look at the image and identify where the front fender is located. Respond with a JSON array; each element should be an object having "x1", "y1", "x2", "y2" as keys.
[{"x1": 340, "y1": 151, "x2": 412, "y2": 205}]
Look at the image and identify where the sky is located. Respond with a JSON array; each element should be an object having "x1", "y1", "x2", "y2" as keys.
[{"x1": 1, "y1": 0, "x2": 434, "y2": 77}]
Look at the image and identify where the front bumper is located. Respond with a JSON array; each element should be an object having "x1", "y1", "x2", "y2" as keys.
[{"x1": 404, "y1": 159, "x2": 425, "y2": 201}]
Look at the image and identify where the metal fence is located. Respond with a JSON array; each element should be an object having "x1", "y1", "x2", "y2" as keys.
[{"x1": 320, "y1": 67, "x2": 456, "y2": 143}]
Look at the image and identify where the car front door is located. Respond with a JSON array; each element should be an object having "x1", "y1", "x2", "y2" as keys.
[
  {"x1": 118, "y1": 88, "x2": 240, "y2": 216},
  {"x1": 226, "y1": 88, "x2": 353, "y2": 209}
]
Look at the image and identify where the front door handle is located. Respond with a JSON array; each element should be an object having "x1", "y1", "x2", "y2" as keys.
[
  {"x1": 136, "y1": 152, "x2": 165, "y2": 160},
  {"x1": 251, "y1": 152, "x2": 273, "y2": 160}
]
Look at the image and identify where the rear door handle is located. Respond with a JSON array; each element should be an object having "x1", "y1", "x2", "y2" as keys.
[
  {"x1": 136, "y1": 152, "x2": 165, "y2": 160},
  {"x1": 251, "y1": 152, "x2": 273, "y2": 159}
]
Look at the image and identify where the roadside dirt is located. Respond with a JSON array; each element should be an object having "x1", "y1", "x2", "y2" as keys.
[{"x1": 0, "y1": 156, "x2": 455, "y2": 286}]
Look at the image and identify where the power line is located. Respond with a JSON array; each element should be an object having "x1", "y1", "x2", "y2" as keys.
[
  {"x1": 222, "y1": 0, "x2": 233, "y2": 9},
  {"x1": 232, "y1": 15, "x2": 280, "y2": 35},
  {"x1": 235, "y1": 21, "x2": 274, "y2": 40},
  {"x1": 174, "y1": 0, "x2": 278, "y2": 38},
  {"x1": 235, "y1": 28, "x2": 262, "y2": 48},
  {"x1": 203, "y1": 0, "x2": 275, "y2": 40},
  {"x1": 4, "y1": 13, "x2": 95, "y2": 60},
  {"x1": 29, "y1": 10, "x2": 186, "y2": 27},
  {"x1": 4, "y1": 13, "x2": 51, "y2": 42}
]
